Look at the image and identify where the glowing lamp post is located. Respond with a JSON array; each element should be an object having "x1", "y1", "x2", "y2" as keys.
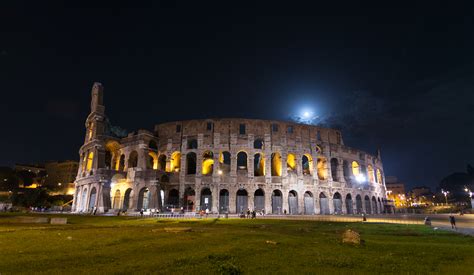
[
  {"x1": 441, "y1": 189, "x2": 449, "y2": 205},
  {"x1": 465, "y1": 187, "x2": 473, "y2": 209}
]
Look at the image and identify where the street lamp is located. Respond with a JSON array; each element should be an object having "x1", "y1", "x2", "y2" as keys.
[
  {"x1": 465, "y1": 187, "x2": 473, "y2": 209},
  {"x1": 441, "y1": 189, "x2": 449, "y2": 205}
]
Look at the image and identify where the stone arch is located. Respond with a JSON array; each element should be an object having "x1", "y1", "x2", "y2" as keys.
[
  {"x1": 364, "y1": 195, "x2": 371, "y2": 214},
  {"x1": 355, "y1": 194, "x2": 363, "y2": 214},
  {"x1": 167, "y1": 189, "x2": 179, "y2": 208},
  {"x1": 187, "y1": 138, "x2": 198, "y2": 149},
  {"x1": 105, "y1": 140, "x2": 120, "y2": 170},
  {"x1": 219, "y1": 151, "x2": 231, "y2": 170},
  {"x1": 372, "y1": 196, "x2": 378, "y2": 214},
  {"x1": 254, "y1": 153, "x2": 265, "y2": 176},
  {"x1": 147, "y1": 151, "x2": 158, "y2": 170},
  {"x1": 288, "y1": 190, "x2": 298, "y2": 214},
  {"x1": 169, "y1": 151, "x2": 181, "y2": 172},
  {"x1": 184, "y1": 187, "x2": 195, "y2": 212},
  {"x1": 287, "y1": 153, "x2": 296, "y2": 173},
  {"x1": 137, "y1": 187, "x2": 150, "y2": 210},
  {"x1": 302, "y1": 154, "x2": 313, "y2": 175},
  {"x1": 236, "y1": 189, "x2": 248, "y2": 213},
  {"x1": 330, "y1": 158, "x2": 339, "y2": 181},
  {"x1": 88, "y1": 187, "x2": 97, "y2": 211},
  {"x1": 80, "y1": 188, "x2": 88, "y2": 212},
  {"x1": 376, "y1": 169, "x2": 383, "y2": 184},
  {"x1": 219, "y1": 189, "x2": 229, "y2": 213},
  {"x1": 367, "y1": 165, "x2": 375, "y2": 183},
  {"x1": 128, "y1": 151, "x2": 138, "y2": 168},
  {"x1": 345, "y1": 194, "x2": 353, "y2": 214},
  {"x1": 237, "y1": 151, "x2": 248, "y2": 172},
  {"x1": 202, "y1": 151, "x2": 214, "y2": 176},
  {"x1": 333, "y1": 192, "x2": 342, "y2": 214},
  {"x1": 118, "y1": 154, "x2": 125, "y2": 171},
  {"x1": 271, "y1": 189, "x2": 283, "y2": 214},
  {"x1": 352, "y1": 161, "x2": 360, "y2": 177},
  {"x1": 254, "y1": 188, "x2": 265, "y2": 211},
  {"x1": 304, "y1": 191, "x2": 314, "y2": 214},
  {"x1": 317, "y1": 157, "x2": 328, "y2": 180},
  {"x1": 271, "y1": 152, "x2": 282, "y2": 176},
  {"x1": 186, "y1": 152, "x2": 197, "y2": 175},
  {"x1": 319, "y1": 192, "x2": 329, "y2": 214},
  {"x1": 123, "y1": 188, "x2": 132, "y2": 210},
  {"x1": 158, "y1": 154, "x2": 167, "y2": 171},
  {"x1": 253, "y1": 138, "x2": 264, "y2": 149},
  {"x1": 200, "y1": 188, "x2": 212, "y2": 211},
  {"x1": 86, "y1": 151, "x2": 94, "y2": 172},
  {"x1": 113, "y1": 189, "x2": 121, "y2": 209}
]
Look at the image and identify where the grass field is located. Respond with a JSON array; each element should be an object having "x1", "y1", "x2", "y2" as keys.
[{"x1": 0, "y1": 214, "x2": 473, "y2": 274}]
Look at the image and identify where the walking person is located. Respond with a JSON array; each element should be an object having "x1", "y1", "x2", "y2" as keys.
[{"x1": 449, "y1": 214, "x2": 457, "y2": 230}]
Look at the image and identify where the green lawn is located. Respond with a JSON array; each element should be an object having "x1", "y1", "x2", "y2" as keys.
[{"x1": 0, "y1": 214, "x2": 473, "y2": 274}]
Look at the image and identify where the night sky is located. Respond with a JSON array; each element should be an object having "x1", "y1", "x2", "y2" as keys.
[{"x1": 2, "y1": 2, "x2": 474, "y2": 190}]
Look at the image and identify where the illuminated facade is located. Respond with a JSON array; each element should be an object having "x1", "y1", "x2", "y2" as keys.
[{"x1": 72, "y1": 83, "x2": 388, "y2": 214}]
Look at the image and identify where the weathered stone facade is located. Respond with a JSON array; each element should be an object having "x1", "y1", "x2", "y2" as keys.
[{"x1": 72, "y1": 83, "x2": 388, "y2": 214}]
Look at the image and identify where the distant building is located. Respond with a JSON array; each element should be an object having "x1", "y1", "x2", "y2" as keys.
[
  {"x1": 385, "y1": 176, "x2": 406, "y2": 207},
  {"x1": 44, "y1": 161, "x2": 79, "y2": 195},
  {"x1": 411, "y1": 186, "x2": 431, "y2": 197},
  {"x1": 14, "y1": 163, "x2": 46, "y2": 188},
  {"x1": 14, "y1": 163, "x2": 46, "y2": 175}
]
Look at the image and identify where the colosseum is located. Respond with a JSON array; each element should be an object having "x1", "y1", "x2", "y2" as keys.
[{"x1": 72, "y1": 83, "x2": 389, "y2": 215}]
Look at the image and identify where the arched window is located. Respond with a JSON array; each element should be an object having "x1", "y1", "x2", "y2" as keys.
[
  {"x1": 317, "y1": 157, "x2": 328, "y2": 180},
  {"x1": 118, "y1": 154, "x2": 125, "y2": 171},
  {"x1": 367, "y1": 165, "x2": 375, "y2": 183},
  {"x1": 88, "y1": 122, "x2": 94, "y2": 141},
  {"x1": 148, "y1": 152, "x2": 158, "y2": 170},
  {"x1": 169, "y1": 152, "x2": 181, "y2": 172},
  {"x1": 237, "y1": 151, "x2": 248, "y2": 171},
  {"x1": 149, "y1": 140, "x2": 157, "y2": 150},
  {"x1": 219, "y1": 151, "x2": 231, "y2": 174},
  {"x1": 254, "y1": 153, "x2": 265, "y2": 176},
  {"x1": 86, "y1": 151, "x2": 94, "y2": 172},
  {"x1": 158, "y1": 155, "x2": 167, "y2": 171},
  {"x1": 351, "y1": 161, "x2": 360, "y2": 177},
  {"x1": 186, "y1": 152, "x2": 197, "y2": 175},
  {"x1": 287, "y1": 153, "x2": 296, "y2": 172},
  {"x1": 343, "y1": 160, "x2": 350, "y2": 181},
  {"x1": 202, "y1": 151, "x2": 214, "y2": 175},
  {"x1": 271, "y1": 153, "x2": 282, "y2": 176},
  {"x1": 253, "y1": 138, "x2": 264, "y2": 149},
  {"x1": 302, "y1": 154, "x2": 313, "y2": 175},
  {"x1": 376, "y1": 169, "x2": 383, "y2": 184},
  {"x1": 330, "y1": 158, "x2": 339, "y2": 181},
  {"x1": 128, "y1": 151, "x2": 138, "y2": 168}
]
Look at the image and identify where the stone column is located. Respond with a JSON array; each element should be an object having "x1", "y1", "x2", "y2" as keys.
[
  {"x1": 229, "y1": 188, "x2": 236, "y2": 213},
  {"x1": 248, "y1": 154, "x2": 254, "y2": 178},
  {"x1": 137, "y1": 145, "x2": 148, "y2": 170},
  {"x1": 265, "y1": 188, "x2": 272, "y2": 214},
  {"x1": 282, "y1": 190, "x2": 289, "y2": 214},
  {"x1": 298, "y1": 191, "x2": 304, "y2": 215},
  {"x1": 248, "y1": 191, "x2": 254, "y2": 211},
  {"x1": 328, "y1": 197, "x2": 335, "y2": 214},
  {"x1": 212, "y1": 184, "x2": 219, "y2": 213},
  {"x1": 195, "y1": 187, "x2": 201, "y2": 211}
]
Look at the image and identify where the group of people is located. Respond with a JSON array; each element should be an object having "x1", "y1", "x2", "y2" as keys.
[{"x1": 239, "y1": 209, "x2": 264, "y2": 219}]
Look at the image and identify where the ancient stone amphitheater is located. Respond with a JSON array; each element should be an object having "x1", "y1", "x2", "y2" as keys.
[{"x1": 73, "y1": 83, "x2": 388, "y2": 215}]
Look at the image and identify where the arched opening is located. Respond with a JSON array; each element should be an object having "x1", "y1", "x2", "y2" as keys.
[
  {"x1": 123, "y1": 188, "x2": 132, "y2": 210},
  {"x1": 319, "y1": 192, "x2": 330, "y2": 214},
  {"x1": 167, "y1": 189, "x2": 179, "y2": 208},
  {"x1": 345, "y1": 194, "x2": 353, "y2": 214},
  {"x1": 254, "y1": 153, "x2": 265, "y2": 176},
  {"x1": 372, "y1": 196, "x2": 378, "y2": 214},
  {"x1": 88, "y1": 187, "x2": 97, "y2": 211},
  {"x1": 376, "y1": 169, "x2": 383, "y2": 184},
  {"x1": 356, "y1": 195, "x2": 363, "y2": 214},
  {"x1": 304, "y1": 191, "x2": 314, "y2": 214},
  {"x1": 302, "y1": 154, "x2": 313, "y2": 175},
  {"x1": 236, "y1": 189, "x2": 248, "y2": 213},
  {"x1": 169, "y1": 152, "x2": 181, "y2": 173},
  {"x1": 113, "y1": 189, "x2": 121, "y2": 209},
  {"x1": 81, "y1": 188, "x2": 88, "y2": 212},
  {"x1": 219, "y1": 189, "x2": 229, "y2": 213},
  {"x1": 86, "y1": 151, "x2": 94, "y2": 172},
  {"x1": 187, "y1": 139, "x2": 198, "y2": 149},
  {"x1": 254, "y1": 189, "x2": 265, "y2": 211},
  {"x1": 137, "y1": 188, "x2": 150, "y2": 210},
  {"x1": 147, "y1": 151, "x2": 158, "y2": 170},
  {"x1": 186, "y1": 152, "x2": 197, "y2": 175},
  {"x1": 271, "y1": 153, "x2": 282, "y2": 176},
  {"x1": 378, "y1": 197, "x2": 382, "y2": 213},
  {"x1": 105, "y1": 141, "x2": 121, "y2": 170},
  {"x1": 317, "y1": 157, "x2": 328, "y2": 180},
  {"x1": 128, "y1": 151, "x2": 138, "y2": 168},
  {"x1": 200, "y1": 188, "x2": 212, "y2": 211},
  {"x1": 160, "y1": 174, "x2": 169, "y2": 183},
  {"x1": 288, "y1": 190, "x2": 298, "y2": 214},
  {"x1": 352, "y1": 161, "x2": 360, "y2": 177},
  {"x1": 202, "y1": 151, "x2": 214, "y2": 176},
  {"x1": 237, "y1": 151, "x2": 248, "y2": 172},
  {"x1": 367, "y1": 165, "x2": 375, "y2": 183},
  {"x1": 287, "y1": 153, "x2": 296, "y2": 173},
  {"x1": 219, "y1": 151, "x2": 231, "y2": 174},
  {"x1": 158, "y1": 155, "x2": 167, "y2": 171},
  {"x1": 253, "y1": 138, "x2": 264, "y2": 149},
  {"x1": 105, "y1": 150, "x2": 112, "y2": 169},
  {"x1": 364, "y1": 195, "x2": 371, "y2": 214},
  {"x1": 333, "y1": 192, "x2": 342, "y2": 214},
  {"x1": 184, "y1": 188, "x2": 195, "y2": 212},
  {"x1": 118, "y1": 154, "x2": 125, "y2": 171},
  {"x1": 149, "y1": 140, "x2": 157, "y2": 150},
  {"x1": 271, "y1": 190, "x2": 283, "y2": 214},
  {"x1": 330, "y1": 158, "x2": 339, "y2": 181},
  {"x1": 343, "y1": 160, "x2": 350, "y2": 181}
]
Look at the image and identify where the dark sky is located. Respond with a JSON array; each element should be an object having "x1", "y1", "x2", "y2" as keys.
[{"x1": 2, "y1": 2, "x2": 474, "y2": 190}]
